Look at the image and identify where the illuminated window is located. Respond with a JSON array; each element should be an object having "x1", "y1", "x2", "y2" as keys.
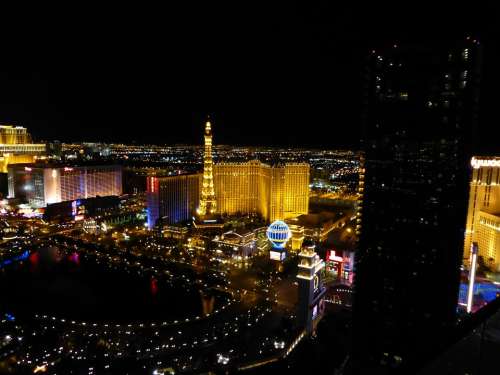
[{"x1": 462, "y1": 49, "x2": 469, "y2": 61}]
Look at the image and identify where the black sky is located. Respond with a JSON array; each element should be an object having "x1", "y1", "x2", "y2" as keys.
[{"x1": 0, "y1": 3, "x2": 499, "y2": 150}]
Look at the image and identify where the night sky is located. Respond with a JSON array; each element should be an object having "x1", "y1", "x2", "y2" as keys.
[{"x1": 0, "y1": 4, "x2": 498, "y2": 150}]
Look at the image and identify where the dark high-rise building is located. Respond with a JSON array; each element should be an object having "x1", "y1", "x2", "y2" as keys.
[
  {"x1": 146, "y1": 174, "x2": 201, "y2": 229},
  {"x1": 122, "y1": 168, "x2": 148, "y2": 195},
  {"x1": 352, "y1": 37, "x2": 482, "y2": 373}
]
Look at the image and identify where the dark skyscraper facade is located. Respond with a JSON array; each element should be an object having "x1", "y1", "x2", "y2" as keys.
[{"x1": 352, "y1": 38, "x2": 482, "y2": 373}]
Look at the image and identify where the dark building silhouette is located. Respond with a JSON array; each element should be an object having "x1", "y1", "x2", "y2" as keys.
[
  {"x1": 352, "y1": 37, "x2": 482, "y2": 373},
  {"x1": 43, "y1": 195, "x2": 121, "y2": 222},
  {"x1": 122, "y1": 169, "x2": 147, "y2": 195}
]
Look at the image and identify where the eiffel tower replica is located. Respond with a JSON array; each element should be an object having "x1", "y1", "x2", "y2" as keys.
[{"x1": 194, "y1": 118, "x2": 223, "y2": 229}]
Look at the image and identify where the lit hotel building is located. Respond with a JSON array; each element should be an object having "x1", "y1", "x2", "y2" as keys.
[
  {"x1": 195, "y1": 119, "x2": 309, "y2": 223},
  {"x1": 147, "y1": 174, "x2": 201, "y2": 229},
  {"x1": 214, "y1": 160, "x2": 270, "y2": 220},
  {"x1": 0, "y1": 125, "x2": 46, "y2": 173},
  {"x1": 213, "y1": 160, "x2": 309, "y2": 222},
  {"x1": 7, "y1": 164, "x2": 122, "y2": 207},
  {"x1": 464, "y1": 157, "x2": 500, "y2": 271}
]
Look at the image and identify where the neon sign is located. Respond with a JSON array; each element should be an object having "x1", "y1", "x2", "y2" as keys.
[
  {"x1": 327, "y1": 250, "x2": 343, "y2": 262},
  {"x1": 471, "y1": 157, "x2": 500, "y2": 169}
]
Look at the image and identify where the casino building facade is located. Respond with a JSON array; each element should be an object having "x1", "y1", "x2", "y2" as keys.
[
  {"x1": 8, "y1": 164, "x2": 122, "y2": 207},
  {"x1": 464, "y1": 157, "x2": 500, "y2": 271},
  {"x1": 0, "y1": 125, "x2": 46, "y2": 173},
  {"x1": 146, "y1": 173, "x2": 201, "y2": 229},
  {"x1": 214, "y1": 160, "x2": 309, "y2": 222}
]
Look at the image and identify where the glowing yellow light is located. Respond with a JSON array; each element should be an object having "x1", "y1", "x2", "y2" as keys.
[
  {"x1": 33, "y1": 364, "x2": 48, "y2": 373},
  {"x1": 467, "y1": 243, "x2": 478, "y2": 313}
]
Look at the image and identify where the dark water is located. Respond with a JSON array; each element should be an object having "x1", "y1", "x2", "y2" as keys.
[{"x1": 0, "y1": 248, "x2": 213, "y2": 322}]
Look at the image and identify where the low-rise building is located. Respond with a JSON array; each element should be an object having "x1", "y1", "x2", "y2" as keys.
[{"x1": 213, "y1": 228, "x2": 256, "y2": 259}]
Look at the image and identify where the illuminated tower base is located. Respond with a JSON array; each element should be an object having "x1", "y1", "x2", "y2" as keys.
[{"x1": 297, "y1": 240, "x2": 326, "y2": 336}]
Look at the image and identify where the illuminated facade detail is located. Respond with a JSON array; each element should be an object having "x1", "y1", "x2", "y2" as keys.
[
  {"x1": 297, "y1": 240, "x2": 326, "y2": 336},
  {"x1": 282, "y1": 164, "x2": 310, "y2": 219},
  {"x1": 146, "y1": 173, "x2": 200, "y2": 229},
  {"x1": 467, "y1": 242, "x2": 478, "y2": 313},
  {"x1": 161, "y1": 225, "x2": 189, "y2": 240},
  {"x1": 287, "y1": 224, "x2": 305, "y2": 252},
  {"x1": 464, "y1": 156, "x2": 500, "y2": 271},
  {"x1": 270, "y1": 167, "x2": 284, "y2": 222},
  {"x1": 197, "y1": 120, "x2": 217, "y2": 216},
  {"x1": 0, "y1": 125, "x2": 46, "y2": 173},
  {"x1": 325, "y1": 249, "x2": 355, "y2": 285},
  {"x1": 213, "y1": 160, "x2": 309, "y2": 222},
  {"x1": 7, "y1": 164, "x2": 122, "y2": 208},
  {"x1": 214, "y1": 160, "x2": 270, "y2": 219},
  {"x1": 355, "y1": 153, "x2": 365, "y2": 238}
]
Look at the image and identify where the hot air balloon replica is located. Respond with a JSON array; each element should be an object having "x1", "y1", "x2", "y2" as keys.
[{"x1": 267, "y1": 220, "x2": 291, "y2": 262}]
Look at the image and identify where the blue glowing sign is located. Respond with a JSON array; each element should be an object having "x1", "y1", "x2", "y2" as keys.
[
  {"x1": 5, "y1": 313, "x2": 15, "y2": 322},
  {"x1": 0, "y1": 250, "x2": 30, "y2": 269}
]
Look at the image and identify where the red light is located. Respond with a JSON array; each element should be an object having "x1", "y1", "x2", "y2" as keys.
[
  {"x1": 148, "y1": 177, "x2": 158, "y2": 193},
  {"x1": 151, "y1": 277, "x2": 158, "y2": 296}
]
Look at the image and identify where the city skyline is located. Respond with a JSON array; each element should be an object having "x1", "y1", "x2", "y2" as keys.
[{"x1": 1, "y1": 5, "x2": 500, "y2": 375}]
